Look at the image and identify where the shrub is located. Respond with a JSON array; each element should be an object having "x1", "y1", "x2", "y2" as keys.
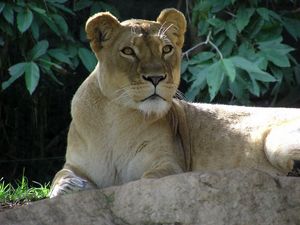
[
  {"x1": 0, "y1": 0, "x2": 118, "y2": 94},
  {"x1": 182, "y1": 0, "x2": 300, "y2": 105}
]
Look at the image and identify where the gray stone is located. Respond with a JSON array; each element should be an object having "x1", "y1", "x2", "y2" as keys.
[{"x1": 1, "y1": 169, "x2": 300, "y2": 225}]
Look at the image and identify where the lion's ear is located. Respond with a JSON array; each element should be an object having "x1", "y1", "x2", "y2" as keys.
[
  {"x1": 156, "y1": 8, "x2": 186, "y2": 48},
  {"x1": 85, "y1": 12, "x2": 120, "y2": 52}
]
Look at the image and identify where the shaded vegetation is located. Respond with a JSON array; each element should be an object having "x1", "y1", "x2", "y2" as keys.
[{"x1": 182, "y1": 0, "x2": 300, "y2": 105}]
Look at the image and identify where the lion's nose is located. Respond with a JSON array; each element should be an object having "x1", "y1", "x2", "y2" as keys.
[{"x1": 142, "y1": 75, "x2": 166, "y2": 86}]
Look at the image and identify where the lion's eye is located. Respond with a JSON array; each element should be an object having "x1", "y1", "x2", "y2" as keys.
[
  {"x1": 162, "y1": 45, "x2": 173, "y2": 54},
  {"x1": 121, "y1": 47, "x2": 135, "y2": 55}
]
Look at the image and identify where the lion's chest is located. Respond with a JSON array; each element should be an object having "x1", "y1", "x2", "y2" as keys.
[{"x1": 81, "y1": 108, "x2": 176, "y2": 188}]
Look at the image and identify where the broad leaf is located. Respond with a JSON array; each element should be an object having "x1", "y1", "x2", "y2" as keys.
[
  {"x1": 258, "y1": 38, "x2": 294, "y2": 67},
  {"x1": 225, "y1": 21, "x2": 237, "y2": 41},
  {"x1": 3, "y1": 4, "x2": 14, "y2": 24},
  {"x1": 221, "y1": 58, "x2": 236, "y2": 82},
  {"x1": 207, "y1": 18, "x2": 225, "y2": 28},
  {"x1": 256, "y1": 8, "x2": 271, "y2": 21},
  {"x1": 30, "y1": 20, "x2": 40, "y2": 40},
  {"x1": 250, "y1": 72, "x2": 276, "y2": 82},
  {"x1": 8, "y1": 62, "x2": 27, "y2": 77},
  {"x1": 40, "y1": 14, "x2": 61, "y2": 36},
  {"x1": 180, "y1": 59, "x2": 188, "y2": 74},
  {"x1": 249, "y1": 78, "x2": 260, "y2": 96},
  {"x1": 283, "y1": 17, "x2": 300, "y2": 41},
  {"x1": 52, "y1": 14, "x2": 68, "y2": 34},
  {"x1": 236, "y1": 7, "x2": 254, "y2": 32},
  {"x1": 28, "y1": 5, "x2": 46, "y2": 14},
  {"x1": 48, "y1": 49, "x2": 72, "y2": 65},
  {"x1": 0, "y1": 2, "x2": 5, "y2": 14},
  {"x1": 25, "y1": 62, "x2": 40, "y2": 94},
  {"x1": 206, "y1": 61, "x2": 224, "y2": 101},
  {"x1": 231, "y1": 56, "x2": 270, "y2": 75},
  {"x1": 28, "y1": 40, "x2": 49, "y2": 60},
  {"x1": 73, "y1": 0, "x2": 93, "y2": 11},
  {"x1": 17, "y1": 9, "x2": 33, "y2": 33},
  {"x1": 78, "y1": 48, "x2": 97, "y2": 72},
  {"x1": 189, "y1": 52, "x2": 215, "y2": 65},
  {"x1": 2, "y1": 62, "x2": 27, "y2": 90}
]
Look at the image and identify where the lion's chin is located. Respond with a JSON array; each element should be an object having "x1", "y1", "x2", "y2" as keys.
[{"x1": 138, "y1": 97, "x2": 170, "y2": 118}]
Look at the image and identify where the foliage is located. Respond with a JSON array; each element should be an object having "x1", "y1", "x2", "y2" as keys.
[
  {"x1": 182, "y1": 0, "x2": 300, "y2": 105},
  {"x1": 0, "y1": 175, "x2": 50, "y2": 207},
  {"x1": 0, "y1": 0, "x2": 118, "y2": 94}
]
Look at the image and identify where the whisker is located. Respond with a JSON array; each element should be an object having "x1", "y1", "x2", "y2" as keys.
[
  {"x1": 175, "y1": 89, "x2": 187, "y2": 101},
  {"x1": 158, "y1": 22, "x2": 167, "y2": 37},
  {"x1": 161, "y1": 24, "x2": 174, "y2": 37}
]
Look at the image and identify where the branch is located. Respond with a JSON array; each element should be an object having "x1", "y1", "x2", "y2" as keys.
[
  {"x1": 182, "y1": 30, "x2": 223, "y2": 60},
  {"x1": 182, "y1": 31, "x2": 212, "y2": 60}
]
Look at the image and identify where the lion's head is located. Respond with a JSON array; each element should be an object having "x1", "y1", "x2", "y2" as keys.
[{"x1": 85, "y1": 8, "x2": 186, "y2": 117}]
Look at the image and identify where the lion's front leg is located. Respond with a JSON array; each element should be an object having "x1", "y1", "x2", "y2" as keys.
[
  {"x1": 49, "y1": 166, "x2": 96, "y2": 198},
  {"x1": 142, "y1": 158, "x2": 184, "y2": 179},
  {"x1": 265, "y1": 120, "x2": 300, "y2": 175}
]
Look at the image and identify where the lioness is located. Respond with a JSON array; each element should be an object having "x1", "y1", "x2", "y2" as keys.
[{"x1": 50, "y1": 8, "x2": 300, "y2": 197}]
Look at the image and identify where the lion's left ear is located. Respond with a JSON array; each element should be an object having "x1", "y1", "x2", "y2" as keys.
[
  {"x1": 156, "y1": 8, "x2": 186, "y2": 48},
  {"x1": 85, "y1": 12, "x2": 120, "y2": 52}
]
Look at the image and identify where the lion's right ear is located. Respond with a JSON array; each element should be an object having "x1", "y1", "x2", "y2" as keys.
[{"x1": 85, "y1": 12, "x2": 120, "y2": 52}]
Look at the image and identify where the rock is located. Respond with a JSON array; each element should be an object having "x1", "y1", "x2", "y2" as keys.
[{"x1": 1, "y1": 169, "x2": 300, "y2": 225}]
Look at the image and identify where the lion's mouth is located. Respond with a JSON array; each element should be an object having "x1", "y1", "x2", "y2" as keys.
[{"x1": 141, "y1": 94, "x2": 166, "y2": 102}]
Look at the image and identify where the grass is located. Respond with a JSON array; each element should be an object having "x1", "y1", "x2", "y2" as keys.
[{"x1": 0, "y1": 175, "x2": 50, "y2": 211}]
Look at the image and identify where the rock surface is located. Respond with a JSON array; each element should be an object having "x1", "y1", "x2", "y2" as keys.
[{"x1": 1, "y1": 169, "x2": 300, "y2": 225}]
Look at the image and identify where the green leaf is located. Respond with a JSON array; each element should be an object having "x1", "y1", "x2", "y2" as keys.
[
  {"x1": 189, "y1": 52, "x2": 215, "y2": 65},
  {"x1": 248, "y1": 17, "x2": 264, "y2": 39},
  {"x1": 229, "y1": 76, "x2": 250, "y2": 103},
  {"x1": 206, "y1": 61, "x2": 224, "y2": 101},
  {"x1": 28, "y1": 5, "x2": 46, "y2": 14},
  {"x1": 78, "y1": 48, "x2": 97, "y2": 72},
  {"x1": 2, "y1": 62, "x2": 27, "y2": 90},
  {"x1": 236, "y1": 7, "x2": 254, "y2": 32},
  {"x1": 40, "y1": 14, "x2": 61, "y2": 36},
  {"x1": 220, "y1": 39, "x2": 234, "y2": 57},
  {"x1": 258, "y1": 38, "x2": 294, "y2": 67},
  {"x1": 17, "y1": 9, "x2": 33, "y2": 33},
  {"x1": 73, "y1": 0, "x2": 93, "y2": 11},
  {"x1": 50, "y1": 2, "x2": 75, "y2": 15},
  {"x1": 249, "y1": 72, "x2": 276, "y2": 82},
  {"x1": 9, "y1": 62, "x2": 27, "y2": 77},
  {"x1": 282, "y1": 17, "x2": 300, "y2": 41},
  {"x1": 260, "y1": 50, "x2": 290, "y2": 67},
  {"x1": 52, "y1": 14, "x2": 68, "y2": 34},
  {"x1": 225, "y1": 21, "x2": 237, "y2": 42},
  {"x1": 249, "y1": 78, "x2": 260, "y2": 96},
  {"x1": 3, "y1": 4, "x2": 14, "y2": 24},
  {"x1": 231, "y1": 56, "x2": 270, "y2": 75},
  {"x1": 181, "y1": 59, "x2": 188, "y2": 74},
  {"x1": 0, "y1": 2, "x2": 5, "y2": 14},
  {"x1": 30, "y1": 20, "x2": 39, "y2": 40},
  {"x1": 256, "y1": 8, "x2": 271, "y2": 21},
  {"x1": 221, "y1": 58, "x2": 236, "y2": 82},
  {"x1": 28, "y1": 40, "x2": 49, "y2": 60},
  {"x1": 48, "y1": 49, "x2": 72, "y2": 65},
  {"x1": 25, "y1": 62, "x2": 40, "y2": 94},
  {"x1": 207, "y1": 18, "x2": 225, "y2": 28}
]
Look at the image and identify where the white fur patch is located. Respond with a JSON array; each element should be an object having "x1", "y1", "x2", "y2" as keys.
[{"x1": 138, "y1": 98, "x2": 170, "y2": 117}]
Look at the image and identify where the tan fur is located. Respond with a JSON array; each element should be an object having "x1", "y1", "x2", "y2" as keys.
[{"x1": 50, "y1": 8, "x2": 300, "y2": 198}]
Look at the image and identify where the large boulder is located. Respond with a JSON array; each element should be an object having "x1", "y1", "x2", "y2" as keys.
[{"x1": 1, "y1": 169, "x2": 300, "y2": 225}]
